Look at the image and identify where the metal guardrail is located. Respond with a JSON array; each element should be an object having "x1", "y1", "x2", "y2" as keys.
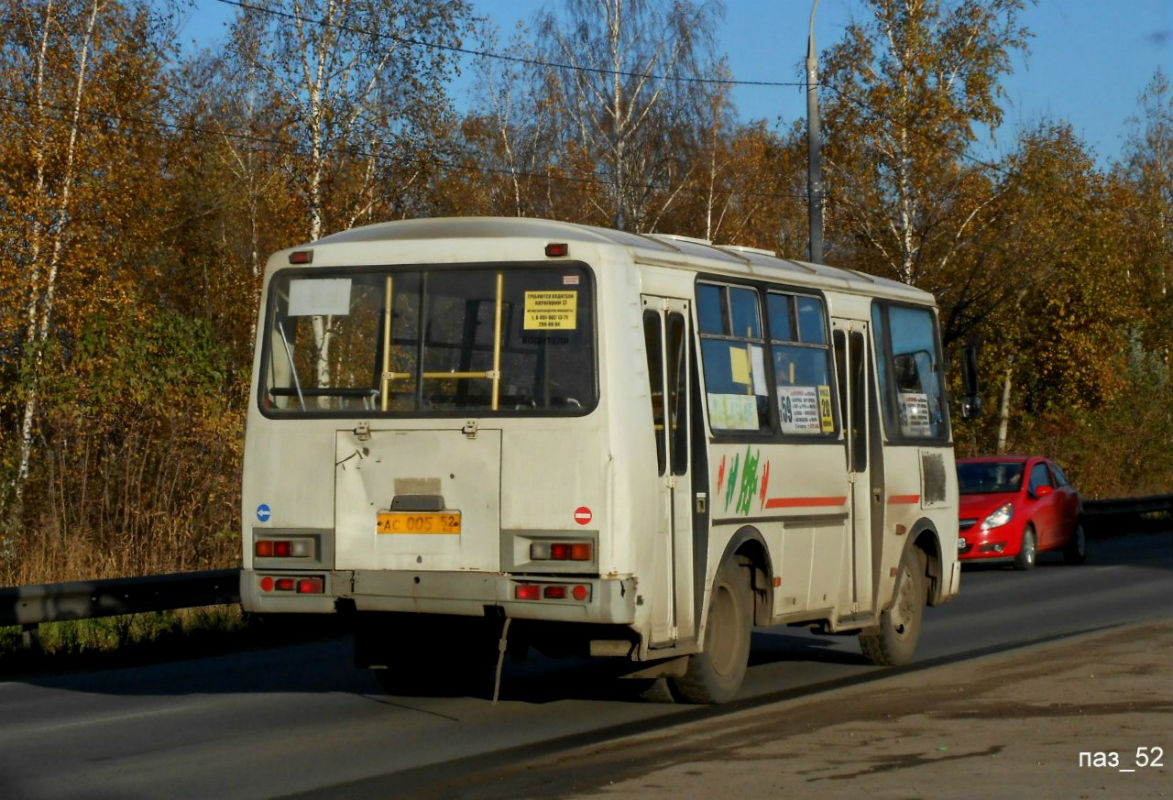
[
  {"x1": 1, "y1": 493, "x2": 1168, "y2": 643},
  {"x1": 1082, "y1": 493, "x2": 1173, "y2": 535},
  {"x1": 0, "y1": 569, "x2": 240, "y2": 630},
  {"x1": 1082, "y1": 493, "x2": 1173, "y2": 517}
]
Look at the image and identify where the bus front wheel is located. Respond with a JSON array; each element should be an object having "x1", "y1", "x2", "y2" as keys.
[
  {"x1": 670, "y1": 558, "x2": 752, "y2": 704},
  {"x1": 859, "y1": 546, "x2": 926, "y2": 666}
]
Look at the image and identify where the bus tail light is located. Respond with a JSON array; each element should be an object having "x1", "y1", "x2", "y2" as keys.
[
  {"x1": 255, "y1": 538, "x2": 313, "y2": 558},
  {"x1": 514, "y1": 583, "x2": 591, "y2": 603},
  {"x1": 258, "y1": 575, "x2": 325, "y2": 594},
  {"x1": 297, "y1": 577, "x2": 324, "y2": 594},
  {"x1": 529, "y1": 541, "x2": 592, "y2": 562}
]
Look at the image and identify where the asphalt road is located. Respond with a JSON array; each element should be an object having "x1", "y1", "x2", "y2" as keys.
[{"x1": 1, "y1": 531, "x2": 1169, "y2": 800}]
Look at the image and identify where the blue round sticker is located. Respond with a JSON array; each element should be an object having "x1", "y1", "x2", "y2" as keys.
[{"x1": 256, "y1": 504, "x2": 272, "y2": 523}]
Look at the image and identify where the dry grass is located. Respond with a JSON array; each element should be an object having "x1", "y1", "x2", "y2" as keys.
[{"x1": 2, "y1": 408, "x2": 243, "y2": 586}]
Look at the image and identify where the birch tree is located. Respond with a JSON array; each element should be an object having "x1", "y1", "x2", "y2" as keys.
[
  {"x1": 820, "y1": 0, "x2": 1029, "y2": 290},
  {"x1": 534, "y1": 0, "x2": 724, "y2": 232},
  {"x1": 1119, "y1": 69, "x2": 1173, "y2": 370},
  {"x1": 0, "y1": 0, "x2": 179, "y2": 541},
  {"x1": 222, "y1": 0, "x2": 470, "y2": 389},
  {"x1": 1, "y1": 0, "x2": 105, "y2": 513}
]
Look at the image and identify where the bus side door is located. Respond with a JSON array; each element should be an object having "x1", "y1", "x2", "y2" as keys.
[
  {"x1": 833, "y1": 320, "x2": 878, "y2": 616},
  {"x1": 642, "y1": 297, "x2": 695, "y2": 646}
]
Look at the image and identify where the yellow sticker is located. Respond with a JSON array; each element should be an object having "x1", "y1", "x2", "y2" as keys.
[
  {"x1": 730, "y1": 347, "x2": 750, "y2": 385},
  {"x1": 524, "y1": 291, "x2": 578, "y2": 330},
  {"x1": 818, "y1": 385, "x2": 834, "y2": 433}
]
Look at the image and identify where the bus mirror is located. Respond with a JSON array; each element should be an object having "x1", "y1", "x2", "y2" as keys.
[
  {"x1": 961, "y1": 395, "x2": 982, "y2": 420},
  {"x1": 960, "y1": 341, "x2": 981, "y2": 420}
]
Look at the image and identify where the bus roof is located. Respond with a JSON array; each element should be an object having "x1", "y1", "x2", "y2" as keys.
[{"x1": 309, "y1": 216, "x2": 935, "y2": 306}]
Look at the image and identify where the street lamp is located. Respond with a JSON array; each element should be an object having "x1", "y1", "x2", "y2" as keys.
[{"x1": 806, "y1": 0, "x2": 824, "y2": 263}]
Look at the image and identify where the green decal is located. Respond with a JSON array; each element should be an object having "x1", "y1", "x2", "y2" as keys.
[
  {"x1": 724, "y1": 452, "x2": 740, "y2": 512},
  {"x1": 736, "y1": 445, "x2": 760, "y2": 515}
]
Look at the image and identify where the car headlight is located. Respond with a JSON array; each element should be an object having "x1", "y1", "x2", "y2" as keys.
[{"x1": 981, "y1": 502, "x2": 1014, "y2": 531}]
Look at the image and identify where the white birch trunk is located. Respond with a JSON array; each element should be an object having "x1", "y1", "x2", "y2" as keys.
[
  {"x1": 14, "y1": 0, "x2": 102, "y2": 509},
  {"x1": 996, "y1": 360, "x2": 1013, "y2": 454}
]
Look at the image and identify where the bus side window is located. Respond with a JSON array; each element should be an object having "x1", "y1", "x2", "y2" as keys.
[
  {"x1": 768, "y1": 291, "x2": 835, "y2": 437},
  {"x1": 697, "y1": 282, "x2": 770, "y2": 434},
  {"x1": 643, "y1": 310, "x2": 667, "y2": 475}
]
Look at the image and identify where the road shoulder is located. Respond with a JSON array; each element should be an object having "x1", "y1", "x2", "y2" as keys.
[{"x1": 452, "y1": 620, "x2": 1173, "y2": 799}]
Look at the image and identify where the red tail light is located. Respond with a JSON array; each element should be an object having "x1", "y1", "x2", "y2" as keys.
[
  {"x1": 297, "y1": 577, "x2": 324, "y2": 594},
  {"x1": 512, "y1": 582, "x2": 591, "y2": 603},
  {"x1": 531, "y1": 541, "x2": 593, "y2": 562},
  {"x1": 255, "y1": 538, "x2": 312, "y2": 558}
]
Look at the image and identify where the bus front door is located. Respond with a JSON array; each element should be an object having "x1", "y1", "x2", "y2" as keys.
[
  {"x1": 642, "y1": 297, "x2": 695, "y2": 647},
  {"x1": 833, "y1": 321, "x2": 878, "y2": 616}
]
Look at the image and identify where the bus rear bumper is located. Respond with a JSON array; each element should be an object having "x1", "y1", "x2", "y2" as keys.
[{"x1": 241, "y1": 568, "x2": 637, "y2": 625}]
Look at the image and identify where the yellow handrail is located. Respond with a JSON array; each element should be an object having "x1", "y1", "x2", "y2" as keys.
[
  {"x1": 492, "y1": 272, "x2": 504, "y2": 411},
  {"x1": 380, "y1": 276, "x2": 393, "y2": 412}
]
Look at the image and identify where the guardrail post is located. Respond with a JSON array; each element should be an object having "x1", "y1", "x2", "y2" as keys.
[{"x1": 21, "y1": 622, "x2": 41, "y2": 652}]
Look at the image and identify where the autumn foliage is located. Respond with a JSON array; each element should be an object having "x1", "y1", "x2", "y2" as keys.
[{"x1": 0, "y1": 0, "x2": 1169, "y2": 585}]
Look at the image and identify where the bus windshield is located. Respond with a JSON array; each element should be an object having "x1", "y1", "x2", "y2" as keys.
[{"x1": 260, "y1": 264, "x2": 595, "y2": 416}]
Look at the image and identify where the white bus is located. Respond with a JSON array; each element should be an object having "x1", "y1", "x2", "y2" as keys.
[{"x1": 240, "y1": 217, "x2": 962, "y2": 703}]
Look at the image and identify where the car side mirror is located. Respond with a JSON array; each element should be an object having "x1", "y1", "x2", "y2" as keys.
[{"x1": 1033, "y1": 485, "x2": 1054, "y2": 499}]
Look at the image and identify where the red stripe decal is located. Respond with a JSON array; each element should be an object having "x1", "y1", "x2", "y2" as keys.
[
  {"x1": 764, "y1": 495, "x2": 848, "y2": 509},
  {"x1": 887, "y1": 494, "x2": 921, "y2": 505}
]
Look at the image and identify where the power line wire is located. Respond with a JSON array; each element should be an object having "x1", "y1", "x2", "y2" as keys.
[
  {"x1": 209, "y1": 0, "x2": 1012, "y2": 176},
  {"x1": 211, "y1": 0, "x2": 806, "y2": 89}
]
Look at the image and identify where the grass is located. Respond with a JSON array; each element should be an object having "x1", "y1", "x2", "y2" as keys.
[{"x1": 0, "y1": 606, "x2": 347, "y2": 677}]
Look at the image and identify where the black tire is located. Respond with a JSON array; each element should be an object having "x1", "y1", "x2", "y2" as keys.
[
  {"x1": 859, "y1": 546, "x2": 926, "y2": 666},
  {"x1": 1063, "y1": 522, "x2": 1087, "y2": 565},
  {"x1": 1014, "y1": 526, "x2": 1037, "y2": 571},
  {"x1": 670, "y1": 559, "x2": 753, "y2": 704}
]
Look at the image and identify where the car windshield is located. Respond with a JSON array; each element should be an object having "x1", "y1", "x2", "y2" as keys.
[{"x1": 957, "y1": 462, "x2": 1024, "y2": 494}]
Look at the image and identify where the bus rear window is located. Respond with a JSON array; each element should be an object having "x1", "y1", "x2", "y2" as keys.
[{"x1": 260, "y1": 265, "x2": 595, "y2": 416}]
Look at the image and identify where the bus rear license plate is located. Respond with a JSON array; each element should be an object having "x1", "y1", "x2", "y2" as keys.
[{"x1": 377, "y1": 512, "x2": 461, "y2": 535}]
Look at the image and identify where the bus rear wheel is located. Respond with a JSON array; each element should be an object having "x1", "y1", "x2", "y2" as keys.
[
  {"x1": 859, "y1": 546, "x2": 926, "y2": 667},
  {"x1": 670, "y1": 559, "x2": 752, "y2": 704}
]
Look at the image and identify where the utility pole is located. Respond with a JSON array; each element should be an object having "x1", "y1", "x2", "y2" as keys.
[{"x1": 806, "y1": 0, "x2": 824, "y2": 264}]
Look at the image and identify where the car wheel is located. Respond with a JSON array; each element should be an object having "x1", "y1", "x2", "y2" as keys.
[
  {"x1": 670, "y1": 558, "x2": 753, "y2": 704},
  {"x1": 1014, "y1": 526, "x2": 1037, "y2": 571},
  {"x1": 1063, "y1": 522, "x2": 1087, "y2": 565},
  {"x1": 859, "y1": 546, "x2": 926, "y2": 666}
]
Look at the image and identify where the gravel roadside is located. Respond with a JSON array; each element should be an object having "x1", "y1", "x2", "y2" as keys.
[{"x1": 465, "y1": 620, "x2": 1173, "y2": 799}]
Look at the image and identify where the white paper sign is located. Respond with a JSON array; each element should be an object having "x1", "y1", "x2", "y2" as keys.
[
  {"x1": 777, "y1": 386, "x2": 821, "y2": 434},
  {"x1": 288, "y1": 278, "x2": 352, "y2": 317},
  {"x1": 708, "y1": 393, "x2": 759, "y2": 431},
  {"x1": 899, "y1": 392, "x2": 932, "y2": 436}
]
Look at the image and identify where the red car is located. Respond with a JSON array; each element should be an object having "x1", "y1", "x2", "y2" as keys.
[{"x1": 957, "y1": 456, "x2": 1086, "y2": 569}]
